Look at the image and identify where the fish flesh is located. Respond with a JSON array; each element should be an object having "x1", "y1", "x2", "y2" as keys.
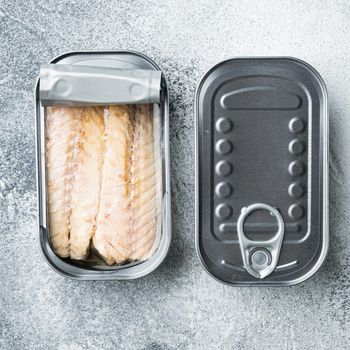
[
  {"x1": 93, "y1": 105, "x2": 162, "y2": 265},
  {"x1": 93, "y1": 105, "x2": 133, "y2": 265},
  {"x1": 129, "y1": 104, "x2": 162, "y2": 261},
  {"x1": 46, "y1": 106, "x2": 104, "y2": 259},
  {"x1": 46, "y1": 104, "x2": 162, "y2": 264},
  {"x1": 69, "y1": 107, "x2": 104, "y2": 260},
  {"x1": 46, "y1": 107, "x2": 76, "y2": 257}
]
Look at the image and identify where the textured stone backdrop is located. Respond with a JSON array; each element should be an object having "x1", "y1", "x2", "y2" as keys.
[{"x1": 0, "y1": 0, "x2": 349, "y2": 349}]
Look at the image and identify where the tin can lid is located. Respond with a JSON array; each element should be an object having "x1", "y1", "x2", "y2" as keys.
[{"x1": 195, "y1": 57, "x2": 328, "y2": 286}]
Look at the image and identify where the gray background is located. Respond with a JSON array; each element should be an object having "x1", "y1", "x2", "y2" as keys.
[{"x1": 0, "y1": 0, "x2": 349, "y2": 349}]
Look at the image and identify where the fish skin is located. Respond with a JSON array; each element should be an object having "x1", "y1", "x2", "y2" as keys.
[
  {"x1": 69, "y1": 107, "x2": 104, "y2": 260},
  {"x1": 46, "y1": 106, "x2": 77, "y2": 258},
  {"x1": 93, "y1": 105, "x2": 133, "y2": 265},
  {"x1": 129, "y1": 104, "x2": 162, "y2": 261}
]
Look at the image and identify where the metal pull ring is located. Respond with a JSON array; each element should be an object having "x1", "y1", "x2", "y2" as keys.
[{"x1": 237, "y1": 203, "x2": 285, "y2": 279}]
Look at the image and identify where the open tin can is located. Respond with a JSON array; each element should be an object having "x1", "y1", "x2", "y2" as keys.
[
  {"x1": 35, "y1": 51, "x2": 171, "y2": 280},
  {"x1": 195, "y1": 57, "x2": 328, "y2": 286}
]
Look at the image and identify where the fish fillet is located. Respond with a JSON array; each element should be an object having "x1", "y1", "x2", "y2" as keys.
[
  {"x1": 46, "y1": 107, "x2": 77, "y2": 257},
  {"x1": 46, "y1": 106, "x2": 104, "y2": 259},
  {"x1": 129, "y1": 104, "x2": 162, "y2": 261},
  {"x1": 93, "y1": 105, "x2": 133, "y2": 265},
  {"x1": 69, "y1": 107, "x2": 104, "y2": 260}
]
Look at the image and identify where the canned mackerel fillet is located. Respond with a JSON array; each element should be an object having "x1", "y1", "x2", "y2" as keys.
[
  {"x1": 35, "y1": 51, "x2": 171, "y2": 280},
  {"x1": 195, "y1": 57, "x2": 328, "y2": 286}
]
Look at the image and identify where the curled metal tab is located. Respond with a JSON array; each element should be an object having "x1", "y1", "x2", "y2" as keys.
[
  {"x1": 40, "y1": 64, "x2": 162, "y2": 106},
  {"x1": 237, "y1": 203, "x2": 285, "y2": 279}
]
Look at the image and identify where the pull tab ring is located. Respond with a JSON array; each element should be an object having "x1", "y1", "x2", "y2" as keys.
[{"x1": 237, "y1": 203, "x2": 285, "y2": 279}]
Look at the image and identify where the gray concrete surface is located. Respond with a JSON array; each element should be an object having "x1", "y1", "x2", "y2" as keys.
[{"x1": 0, "y1": 0, "x2": 349, "y2": 349}]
